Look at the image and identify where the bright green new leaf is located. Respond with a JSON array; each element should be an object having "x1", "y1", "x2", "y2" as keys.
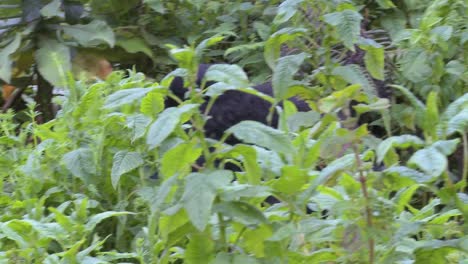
[
  {"x1": 140, "y1": 90, "x2": 165, "y2": 116},
  {"x1": 375, "y1": 0, "x2": 396, "y2": 9},
  {"x1": 363, "y1": 45, "x2": 385, "y2": 80},
  {"x1": 160, "y1": 141, "x2": 202, "y2": 179},
  {"x1": 227, "y1": 121, "x2": 294, "y2": 154},
  {"x1": 62, "y1": 20, "x2": 115, "y2": 47},
  {"x1": 226, "y1": 144, "x2": 262, "y2": 184},
  {"x1": 319, "y1": 84, "x2": 361, "y2": 113},
  {"x1": 424, "y1": 91, "x2": 439, "y2": 140},
  {"x1": 111, "y1": 151, "x2": 144, "y2": 189},
  {"x1": 185, "y1": 233, "x2": 215, "y2": 264},
  {"x1": 194, "y1": 35, "x2": 225, "y2": 59},
  {"x1": 273, "y1": 165, "x2": 308, "y2": 194}
]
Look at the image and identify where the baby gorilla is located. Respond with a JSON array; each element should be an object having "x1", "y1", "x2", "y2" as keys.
[{"x1": 166, "y1": 64, "x2": 310, "y2": 144}]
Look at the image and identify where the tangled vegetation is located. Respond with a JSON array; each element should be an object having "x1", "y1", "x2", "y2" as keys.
[{"x1": 0, "y1": 0, "x2": 466, "y2": 263}]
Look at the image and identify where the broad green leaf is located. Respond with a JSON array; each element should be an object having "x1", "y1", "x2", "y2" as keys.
[
  {"x1": 0, "y1": 34, "x2": 21, "y2": 83},
  {"x1": 74, "y1": 82, "x2": 106, "y2": 117},
  {"x1": 160, "y1": 141, "x2": 202, "y2": 179},
  {"x1": 377, "y1": 135, "x2": 424, "y2": 163},
  {"x1": 186, "y1": 233, "x2": 215, "y2": 264},
  {"x1": 62, "y1": 20, "x2": 115, "y2": 47},
  {"x1": 146, "y1": 104, "x2": 198, "y2": 149},
  {"x1": 272, "y1": 52, "x2": 309, "y2": 100},
  {"x1": 445, "y1": 60, "x2": 465, "y2": 77},
  {"x1": 205, "y1": 64, "x2": 249, "y2": 89},
  {"x1": 62, "y1": 148, "x2": 96, "y2": 181},
  {"x1": 85, "y1": 211, "x2": 132, "y2": 231},
  {"x1": 125, "y1": 114, "x2": 151, "y2": 142},
  {"x1": 319, "y1": 84, "x2": 361, "y2": 113},
  {"x1": 375, "y1": 0, "x2": 396, "y2": 9},
  {"x1": 287, "y1": 111, "x2": 321, "y2": 132},
  {"x1": 314, "y1": 154, "x2": 355, "y2": 187},
  {"x1": 363, "y1": 45, "x2": 385, "y2": 80},
  {"x1": 389, "y1": 84, "x2": 426, "y2": 111},
  {"x1": 323, "y1": 10, "x2": 362, "y2": 51},
  {"x1": 447, "y1": 108, "x2": 468, "y2": 136},
  {"x1": 227, "y1": 121, "x2": 294, "y2": 154},
  {"x1": 332, "y1": 65, "x2": 377, "y2": 98},
  {"x1": 272, "y1": 165, "x2": 308, "y2": 194},
  {"x1": 392, "y1": 184, "x2": 420, "y2": 213},
  {"x1": 111, "y1": 151, "x2": 144, "y2": 189},
  {"x1": 103, "y1": 88, "x2": 151, "y2": 109},
  {"x1": 144, "y1": 0, "x2": 166, "y2": 13},
  {"x1": 116, "y1": 37, "x2": 153, "y2": 58},
  {"x1": 220, "y1": 185, "x2": 272, "y2": 201},
  {"x1": 150, "y1": 175, "x2": 178, "y2": 212},
  {"x1": 408, "y1": 148, "x2": 447, "y2": 179},
  {"x1": 430, "y1": 26, "x2": 453, "y2": 43},
  {"x1": 213, "y1": 201, "x2": 267, "y2": 225},
  {"x1": 25, "y1": 220, "x2": 64, "y2": 241},
  {"x1": 354, "y1": 98, "x2": 390, "y2": 114},
  {"x1": 226, "y1": 144, "x2": 262, "y2": 184},
  {"x1": 40, "y1": 0, "x2": 62, "y2": 18},
  {"x1": 414, "y1": 243, "x2": 458, "y2": 264},
  {"x1": 35, "y1": 38, "x2": 71, "y2": 87},
  {"x1": 194, "y1": 35, "x2": 225, "y2": 59},
  {"x1": 169, "y1": 47, "x2": 195, "y2": 72},
  {"x1": 442, "y1": 93, "x2": 468, "y2": 120},
  {"x1": 264, "y1": 27, "x2": 306, "y2": 69},
  {"x1": 431, "y1": 139, "x2": 460, "y2": 156},
  {"x1": 400, "y1": 49, "x2": 432, "y2": 83},
  {"x1": 384, "y1": 166, "x2": 431, "y2": 184},
  {"x1": 182, "y1": 170, "x2": 232, "y2": 231},
  {"x1": 274, "y1": 0, "x2": 303, "y2": 25},
  {"x1": 140, "y1": 90, "x2": 165, "y2": 116}
]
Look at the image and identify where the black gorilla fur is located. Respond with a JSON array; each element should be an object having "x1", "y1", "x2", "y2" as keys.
[{"x1": 167, "y1": 64, "x2": 310, "y2": 144}]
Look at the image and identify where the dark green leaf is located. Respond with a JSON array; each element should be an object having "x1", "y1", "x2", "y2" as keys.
[{"x1": 62, "y1": 20, "x2": 115, "y2": 47}]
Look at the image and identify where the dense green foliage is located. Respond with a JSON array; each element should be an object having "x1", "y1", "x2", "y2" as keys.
[{"x1": 0, "y1": 0, "x2": 467, "y2": 263}]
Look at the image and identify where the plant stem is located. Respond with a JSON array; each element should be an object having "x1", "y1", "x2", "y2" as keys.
[
  {"x1": 352, "y1": 144, "x2": 375, "y2": 264},
  {"x1": 462, "y1": 132, "x2": 468, "y2": 193}
]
